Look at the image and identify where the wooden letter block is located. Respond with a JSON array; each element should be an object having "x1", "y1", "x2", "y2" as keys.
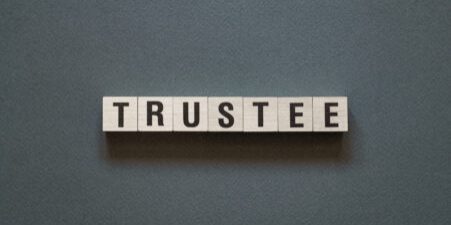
[
  {"x1": 173, "y1": 97, "x2": 208, "y2": 132},
  {"x1": 208, "y1": 97, "x2": 243, "y2": 132},
  {"x1": 138, "y1": 97, "x2": 173, "y2": 132},
  {"x1": 313, "y1": 96, "x2": 348, "y2": 132},
  {"x1": 243, "y1": 97, "x2": 278, "y2": 132},
  {"x1": 103, "y1": 96, "x2": 137, "y2": 132},
  {"x1": 278, "y1": 97, "x2": 313, "y2": 132}
]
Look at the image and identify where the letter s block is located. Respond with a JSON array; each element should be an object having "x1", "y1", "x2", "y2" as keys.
[
  {"x1": 313, "y1": 97, "x2": 348, "y2": 132},
  {"x1": 208, "y1": 97, "x2": 243, "y2": 132},
  {"x1": 138, "y1": 97, "x2": 173, "y2": 132},
  {"x1": 103, "y1": 96, "x2": 137, "y2": 132}
]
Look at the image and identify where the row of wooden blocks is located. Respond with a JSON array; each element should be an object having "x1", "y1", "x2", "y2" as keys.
[{"x1": 103, "y1": 96, "x2": 348, "y2": 132}]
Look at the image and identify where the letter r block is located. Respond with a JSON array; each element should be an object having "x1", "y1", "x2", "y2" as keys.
[
  {"x1": 138, "y1": 97, "x2": 173, "y2": 131},
  {"x1": 103, "y1": 96, "x2": 137, "y2": 132},
  {"x1": 313, "y1": 97, "x2": 348, "y2": 132}
]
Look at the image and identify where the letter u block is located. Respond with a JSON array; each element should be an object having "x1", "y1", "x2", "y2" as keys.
[{"x1": 173, "y1": 97, "x2": 208, "y2": 132}]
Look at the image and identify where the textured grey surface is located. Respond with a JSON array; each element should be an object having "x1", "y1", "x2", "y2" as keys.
[{"x1": 1, "y1": 0, "x2": 450, "y2": 224}]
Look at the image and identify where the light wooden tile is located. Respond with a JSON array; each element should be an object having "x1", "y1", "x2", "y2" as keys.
[
  {"x1": 138, "y1": 97, "x2": 173, "y2": 132},
  {"x1": 103, "y1": 96, "x2": 137, "y2": 132},
  {"x1": 243, "y1": 97, "x2": 278, "y2": 132},
  {"x1": 313, "y1": 96, "x2": 348, "y2": 132},
  {"x1": 173, "y1": 97, "x2": 208, "y2": 132},
  {"x1": 208, "y1": 97, "x2": 243, "y2": 132},
  {"x1": 278, "y1": 97, "x2": 313, "y2": 132}
]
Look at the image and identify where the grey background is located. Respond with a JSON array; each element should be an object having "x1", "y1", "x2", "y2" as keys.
[{"x1": 1, "y1": 0, "x2": 450, "y2": 224}]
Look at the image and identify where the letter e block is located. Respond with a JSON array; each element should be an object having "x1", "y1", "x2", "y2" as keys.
[
  {"x1": 313, "y1": 97, "x2": 348, "y2": 132},
  {"x1": 278, "y1": 97, "x2": 313, "y2": 132}
]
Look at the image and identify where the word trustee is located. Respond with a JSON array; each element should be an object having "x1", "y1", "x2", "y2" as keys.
[{"x1": 103, "y1": 96, "x2": 348, "y2": 132}]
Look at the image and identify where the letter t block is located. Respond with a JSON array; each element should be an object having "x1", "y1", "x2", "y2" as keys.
[
  {"x1": 103, "y1": 96, "x2": 137, "y2": 132},
  {"x1": 243, "y1": 97, "x2": 278, "y2": 132}
]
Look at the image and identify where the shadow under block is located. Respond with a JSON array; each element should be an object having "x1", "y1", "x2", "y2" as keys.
[
  {"x1": 243, "y1": 97, "x2": 278, "y2": 132},
  {"x1": 103, "y1": 97, "x2": 138, "y2": 132},
  {"x1": 138, "y1": 97, "x2": 173, "y2": 131},
  {"x1": 313, "y1": 96, "x2": 348, "y2": 132},
  {"x1": 173, "y1": 97, "x2": 208, "y2": 132},
  {"x1": 208, "y1": 97, "x2": 243, "y2": 132},
  {"x1": 278, "y1": 97, "x2": 313, "y2": 132}
]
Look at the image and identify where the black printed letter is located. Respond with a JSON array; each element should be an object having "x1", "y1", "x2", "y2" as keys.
[
  {"x1": 113, "y1": 102, "x2": 129, "y2": 127},
  {"x1": 253, "y1": 102, "x2": 269, "y2": 127},
  {"x1": 290, "y1": 103, "x2": 304, "y2": 128},
  {"x1": 147, "y1": 101, "x2": 164, "y2": 126},
  {"x1": 183, "y1": 102, "x2": 200, "y2": 127},
  {"x1": 325, "y1": 102, "x2": 339, "y2": 127},
  {"x1": 218, "y1": 102, "x2": 234, "y2": 128}
]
